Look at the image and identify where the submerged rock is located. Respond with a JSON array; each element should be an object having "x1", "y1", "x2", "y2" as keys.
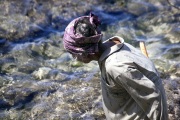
[
  {"x1": 0, "y1": 0, "x2": 179, "y2": 119},
  {"x1": 32, "y1": 67, "x2": 52, "y2": 80}
]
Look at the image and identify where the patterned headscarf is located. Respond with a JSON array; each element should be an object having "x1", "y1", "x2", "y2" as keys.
[{"x1": 63, "y1": 13, "x2": 103, "y2": 56}]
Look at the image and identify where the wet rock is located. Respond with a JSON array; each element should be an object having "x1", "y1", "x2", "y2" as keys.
[
  {"x1": 46, "y1": 69, "x2": 60, "y2": 80},
  {"x1": 0, "y1": 0, "x2": 101, "y2": 41},
  {"x1": 146, "y1": 41, "x2": 166, "y2": 58},
  {"x1": 12, "y1": 43, "x2": 38, "y2": 63},
  {"x1": 105, "y1": 25, "x2": 135, "y2": 44},
  {"x1": 0, "y1": 98, "x2": 12, "y2": 110},
  {"x1": 44, "y1": 42, "x2": 63, "y2": 59},
  {"x1": 151, "y1": 23, "x2": 172, "y2": 35},
  {"x1": 0, "y1": 39, "x2": 6, "y2": 46},
  {"x1": 0, "y1": 87, "x2": 36, "y2": 109},
  {"x1": 32, "y1": 67, "x2": 52, "y2": 80},
  {"x1": 30, "y1": 42, "x2": 46, "y2": 57},
  {"x1": 170, "y1": 80, "x2": 178, "y2": 90},
  {"x1": 31, "y1": 102, "x2": 51, "y2": 117},
  {"x1": 175, "y1": 71, "x2": 180, "y2": 78},
  {"x1": 0, "y1": 14, "x2": 31, "y2": 40},
  {"x1": 152, "y1": 59, "x2": 171, "y2": 73},
  {"x1": 165, "y1": 27, "x2": 180, "y2": 44},
  {"x1": 127, "y1": 1, "x2": 157, "y2": 16},
  {"x1": 18, "y1": 60, "x2": 41, "y2": 74},
  {"x1": 174, "y1": 106, "x2": 180, "y2": 119},
  {"x1": 0, "y1": 56, "x2": 17, "y2": 73},
  {"x1": 168, "y1": 63, "x2": 180, "y2": 78},
  {"x1": 0, "y1": 0, "x2": 179, "y2": 119},
  {"x1": 56, "y1": 64, "x2": 71, "y2": 72},
  {"x1": 135, "y1": 11, "x2": 178, "y2": 37},
  {"x1": 162, "y1": 45, "x2": 180, "y2": 60},
  {"x1": 70, "y1": 60, "x2": 84, "y2": 67},
  {"x1": 0, "y1": 76, "x2": 6, "y2": 87},
  {"x1": 0, "y1": 0, "x2": 49, "y2": 41},
  {"x1": 168, "y1": 102, "x2": 175, "y2": 114},
  {"x1": 43, "y1": 52, "x2": 73, "y2": 73},
  {"x1": 46, "y1": 68, "x2": 73, "y2": 81}
]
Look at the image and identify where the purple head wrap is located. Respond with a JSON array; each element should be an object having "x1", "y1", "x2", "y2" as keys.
[{"x1": 63, "y1": 13, "x2": 103, "y2": 56}]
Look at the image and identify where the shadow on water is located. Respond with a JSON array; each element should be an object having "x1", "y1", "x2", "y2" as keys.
[
  {"x1": 0, "y1": 86, "x2": 59, "y2": 111},
  {"x1": 0, "y1": 91, "x2": 38, "y2": 110}
]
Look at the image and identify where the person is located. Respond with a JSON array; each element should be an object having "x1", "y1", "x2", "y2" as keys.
[{"x1": 63, "y1": 13, "x2": 168, "y2": 120}]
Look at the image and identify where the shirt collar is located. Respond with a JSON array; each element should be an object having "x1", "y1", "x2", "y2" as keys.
[{"x1": 98, "y1": 36, "x2": 124, "y2": 63}]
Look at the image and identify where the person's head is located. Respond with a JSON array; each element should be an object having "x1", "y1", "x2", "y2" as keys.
[{"x1": 63, "y1": 13, "x2": 103, "y2": 63}]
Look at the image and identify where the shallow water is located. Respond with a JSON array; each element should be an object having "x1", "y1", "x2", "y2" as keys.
[{"x1": 0, "y1": 0, "x2": 180, "y2": 120}]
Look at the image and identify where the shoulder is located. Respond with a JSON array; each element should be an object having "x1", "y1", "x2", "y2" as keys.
[
  {"x1": 105, "y1": 49, "x2": 134, "y2": 68},
  {"x1": 104, "y1": 52, "x2": 136, "y2": 78}
]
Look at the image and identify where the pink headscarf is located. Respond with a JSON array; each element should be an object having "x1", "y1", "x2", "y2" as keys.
[{"x1": 63, "y1": 13, "x2": 103, "y2": 56}]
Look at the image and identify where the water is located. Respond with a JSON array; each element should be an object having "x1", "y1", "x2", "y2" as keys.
[{"x1": 0, "y1": 0, "x2": 180, "y2": 119}]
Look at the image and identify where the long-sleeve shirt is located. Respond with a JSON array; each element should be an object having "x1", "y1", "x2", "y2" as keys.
[{"x1": 98, "y1": 36, "x2": 168, "y2": 120}]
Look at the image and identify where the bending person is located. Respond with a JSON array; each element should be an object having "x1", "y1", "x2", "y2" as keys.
[{"x1": 63, "y1": 13, "x2": 168, "y2": 120}]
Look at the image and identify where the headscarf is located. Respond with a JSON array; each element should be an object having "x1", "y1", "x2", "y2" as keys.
[{"x1": 63, "y1": 13, "x2": 103, "y2": 56}]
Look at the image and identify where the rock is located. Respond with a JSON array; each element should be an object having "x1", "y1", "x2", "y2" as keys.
[
  {"x1": 0, "y1": 57, "x2": 17, "y2": 73},
  {"x1": 152, "y1": 59, "x2": 171, "y2": 73},
  {"x1": 162, "y1": 47, "x2": 180, "y2": 60},
  {"x1": 0, "y1": 0, "x2": 179, "y2": 119},
  {"x1": 18, "y1": 61, "x2": 41, "y2": 74},
  {"x1": 165, "y1": 27, "x2": 180, "y2": 44},
  {"x1": 174, "y1": 106, "x2": 180, "y2": 118},
  {"x1": 32, "y1": 67, "x2": 52, "y2": 80},
  {"x1": 30, "y1": 42, "x2": 46, "y2": 57},
  {"x1": 127, "y1": 1, "x2": 157, "y2": 16},
  {"x1": 31, "y1": 103, "x2": 50, "y2": 117},
  {"x1": 0, "y1": 14, "x2": 31, "y2": 40},
  {"x1": 146, "y1": 41, "x2": 166, "y2": 58},
  {"x1": 44, "y1": 42, "x2": 63, "y2": 59},
  {"x1": 70, "y1": 60, "x2": 83, "y2": 67},
  {"x1": 0, "y1": 39, "x2": 6, "y2": 46}
]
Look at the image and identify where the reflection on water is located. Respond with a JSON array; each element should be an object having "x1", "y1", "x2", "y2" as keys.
[{"x1": 0, "y1": 0, "x2": 180, "y2": 119}]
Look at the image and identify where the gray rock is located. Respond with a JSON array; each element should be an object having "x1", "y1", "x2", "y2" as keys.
[{"x1": 32, "y1": 67, "x2": 52, "y2": 80}]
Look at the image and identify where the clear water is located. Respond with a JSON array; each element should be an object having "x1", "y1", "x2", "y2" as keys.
[{"x1": 0, "y1": 0, "x2": 179, "y2": 119}]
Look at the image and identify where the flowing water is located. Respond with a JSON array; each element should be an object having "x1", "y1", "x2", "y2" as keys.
[{"x1": 0, "y1": 0, "x2": 180, "y2": 120}]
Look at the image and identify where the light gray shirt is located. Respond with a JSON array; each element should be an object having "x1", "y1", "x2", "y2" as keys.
[{"x1": 98, "y1": 36, "x2": 168, "y2": 120}]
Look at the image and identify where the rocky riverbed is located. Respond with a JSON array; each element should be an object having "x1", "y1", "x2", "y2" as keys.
[{"x1": 0, "y1": 0, "x2": 180, "y2": 120}]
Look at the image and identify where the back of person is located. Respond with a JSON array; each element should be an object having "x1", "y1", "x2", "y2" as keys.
[{"x1": 99, "y1": 37, "x2": 168, "y2": 120}]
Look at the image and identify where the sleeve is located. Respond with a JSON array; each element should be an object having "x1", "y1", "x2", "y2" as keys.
[{"x1": 107, "y1": 63, "x2": 162, "y2": 119}]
